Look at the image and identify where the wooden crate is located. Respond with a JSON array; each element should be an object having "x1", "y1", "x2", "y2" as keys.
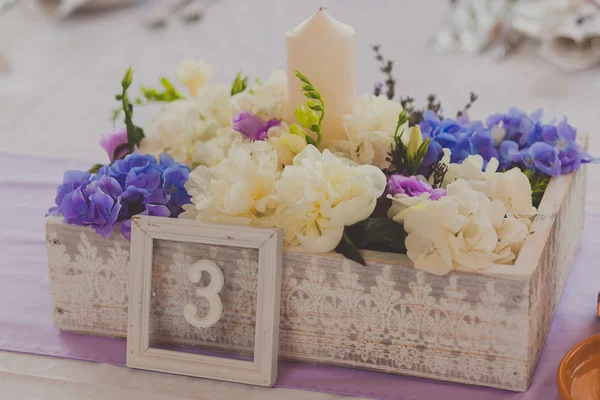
[{"x1": 45, "y1": 163, "x2": 587, "y2": 392}]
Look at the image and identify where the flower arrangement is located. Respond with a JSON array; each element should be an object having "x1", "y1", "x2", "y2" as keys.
[{"x1": 48, "y1": 47, "x2": 596, "y2": 276}]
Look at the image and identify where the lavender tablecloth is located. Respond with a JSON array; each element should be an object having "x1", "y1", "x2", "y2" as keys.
[{"x1": 1, "y1": 152, "x2": 599, "y2": 400}]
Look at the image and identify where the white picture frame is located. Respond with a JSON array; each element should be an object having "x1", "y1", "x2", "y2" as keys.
[{"x1": 126, "y1": 215, "x2": 283, "y2": 387}]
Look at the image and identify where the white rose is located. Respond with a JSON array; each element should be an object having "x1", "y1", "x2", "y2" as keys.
[
  {"x1": 181, "y1": 140, "x2": 280, "y2": 225},
  {"x1": 274, "y1": 145, "x2": 386, "y2": 253},
  {"x1": 176, "y1": 59, "x2": 213, "y2": 98},
  {"x1": 230, "y1": 71, "x2": 287, "y2": 121},
  {"x1": 328, "y1": 94, "x2": 403, "y2": 169}
]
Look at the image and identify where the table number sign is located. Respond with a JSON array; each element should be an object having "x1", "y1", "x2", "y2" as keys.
[{"x1": 126, "y1": 215, "x2": 283, "y2": 387}]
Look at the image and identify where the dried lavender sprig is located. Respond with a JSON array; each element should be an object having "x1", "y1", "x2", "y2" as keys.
[
  {"x1": 457, "y1": 92, "x2": 478, "y2": 118},
  {"x1": 430, "y1": 161, "x2": 449, "y2": 189},
  {"x1": 372, "y1": 45, "x2": 395, "y2": 100}
]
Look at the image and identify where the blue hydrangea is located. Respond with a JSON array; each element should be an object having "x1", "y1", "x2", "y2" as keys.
[
  {"x1": 418, "y1": 107, "x2": 596, "y2": 177},
  {"x1": 47, "y1": 152, "x2": 191, "y2": 240}
]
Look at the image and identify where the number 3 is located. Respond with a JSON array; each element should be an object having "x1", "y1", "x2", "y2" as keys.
[{"x1": 183, "y1": 260, "x2": 224, "y2": 329}]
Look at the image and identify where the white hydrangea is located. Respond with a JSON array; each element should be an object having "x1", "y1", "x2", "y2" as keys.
[
  {"x1": 230, "y1": 71, "x2": 287, "y2": 121},
  {"x1": 139, "y1": 85, "x2": 233, "y2": 168},
  {"x1": 176, "y1": 59, "x2": 213, "y2": 98},
  {"x1": 328, "y1": 95, "x2": 403, "y2": 169},
  {"x1": 401, "y1": 177, "x2": 534, "y2": 275},
  {"x1": 443, "y1": 155, "x2": 537, "y2": 218},
  {"x1": 180, "y1": 140, "x2": 280, "y2": 225},
  {"x1": 274, "y1": 145, "x2": 386, "y2": 253}
]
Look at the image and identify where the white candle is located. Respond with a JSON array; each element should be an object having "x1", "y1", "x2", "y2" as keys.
[{"x1": 286, "y1": 8, "x2": 356, "y2": 147}]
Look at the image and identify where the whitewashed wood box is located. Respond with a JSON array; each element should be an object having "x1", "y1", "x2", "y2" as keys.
[{"x1": 45, "y1": 162, "x2": 587, "y2": 392}]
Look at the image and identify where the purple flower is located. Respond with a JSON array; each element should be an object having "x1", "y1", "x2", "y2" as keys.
[
  {"x1": 100, "y1": 127, "x2": 131, "y2": 162},
  {"x1": 104, "y1": 153, "x2": 158, "y2": 186},
  {"x1": 60, "y1": 187, "x2": 88, "y2": 225},
  {"x1": 85, "y1": 188, "x2": 122, "y2": 238},
  {"x1": 47, "y1": 170, "x2": 91, "y2": 216},
  {"x1": 163, "y1": 164, "x2": 192, "y2": 214},
  {"x1": 486, "y1": 107, "x2": 538, "y2": 147},
  {"x1": 470, "y1": 128, "x2": 498, "y2": 163},
  {"x1": 48, "y1": 151, "x2": 192, "y2": 241},
  {"x1": 233, "y1": 111, "x2": 281, "y2": 141},
  {"x1": 84, "y1": 175, "x2": 123, "y2": 200},
  {"x1": 387, "y1": 174, "x2": 445, "y2": 200},
  {"x1": 125, "y1": 169, "x2": 161, "y2": 194},
  {"x1": 119, "y1": 186, "x2": 148, "y2": 219},
  {"x1": 120, "y1": 204, "x2": 171, "y2": 241},
  {"x1": 419, "y1": 111, "x2": 477, "y2": 164},
  {"x1": 540, "y1": 119, "x2": 596, "y2": 174},
  {"x1": 518, "y1": 142, "x2": 561, "y2": 176}
]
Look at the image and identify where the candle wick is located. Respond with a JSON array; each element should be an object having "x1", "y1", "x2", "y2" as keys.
[{"x1": 319, "y1": 6, "x2": 328, "y2": 11}]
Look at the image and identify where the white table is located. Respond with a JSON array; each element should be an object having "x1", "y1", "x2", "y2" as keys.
[{"x1": 0, "y1": 0, "x2": 599, "y2": 398}]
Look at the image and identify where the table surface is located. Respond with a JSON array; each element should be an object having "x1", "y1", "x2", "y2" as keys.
[{"x1": 1, "y1": 0, "x2": 599, "y2": 399}]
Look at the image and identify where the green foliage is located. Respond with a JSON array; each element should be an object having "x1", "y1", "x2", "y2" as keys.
[
  {"x1": 335, "y1": 232, "x2": 366, "y2": 266},
  {"x1": 389, "y1": 111, "x2": 431, "y2": 176},
  {"x1": 114, "y1": 66, "x2": 145, "y2": 156},
  {"x1": 294, "y1": 71, "x2": 325, "y2": 147},
  {"x1": 524, "y1": 169, "x2": 551, "y2": 208},
  {"x1": 139, "y1": 77, "x2": 184, "y2": 103},
  {"x1": 88, "y1": 163, "x2": 103, "y2": 173},
  {"x1": 335, "y1": 217, "x2": 409, "y2": 265},
  {"x1": 231, "y1": 72, "x2": 249, "y2": 96}
]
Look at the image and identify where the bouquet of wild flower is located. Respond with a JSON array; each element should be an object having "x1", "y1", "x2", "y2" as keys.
[{"x1": 48, "y1": 47, "x2": 596, "y2": 276}]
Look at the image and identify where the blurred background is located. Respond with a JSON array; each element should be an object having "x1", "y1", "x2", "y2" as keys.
[{"x1": 0, "y1": 0, "x2": 598, "y2": 164}]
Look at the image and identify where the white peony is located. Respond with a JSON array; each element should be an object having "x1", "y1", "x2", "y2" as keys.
[
  {"x1": 230, "y1": 71, "x2": 287, "y2": 121},
  {"x1": 176, "y1": 59, "x2": 213, "y2": 98},
  {"x1": 274, "y1": 145, "x2": 386, "y2": 253},
  {"x1": 328, "y1": 95, "x2": 403, "y2": 169},
  {"x1": 180, "y1": 140, "x2": 280, "y2": 225}
]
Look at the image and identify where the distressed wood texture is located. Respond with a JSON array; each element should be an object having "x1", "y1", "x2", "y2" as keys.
[{"x1": 45, "y1": 165, "x2": 588, "y2": 392}]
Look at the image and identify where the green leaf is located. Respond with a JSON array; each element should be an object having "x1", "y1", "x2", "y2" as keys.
[
  {"x1": 294, "y1": 70, "x2": 325, "y2": 147},
  {"x1": 335, "y1": 231, "x2": 366, "y2": 266},
  {"x1": 88, "y1": 163, "x2": 104, "y2": 173},
  {"x1": 524, "y1": 169, "x2": 550, "y2": 208},
  {"x1": 346, "y1": 217, "x2": 408, "y2": 254},
  {"x1": 231, "y1": 72, "x2": 249, "y2": 96}
]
